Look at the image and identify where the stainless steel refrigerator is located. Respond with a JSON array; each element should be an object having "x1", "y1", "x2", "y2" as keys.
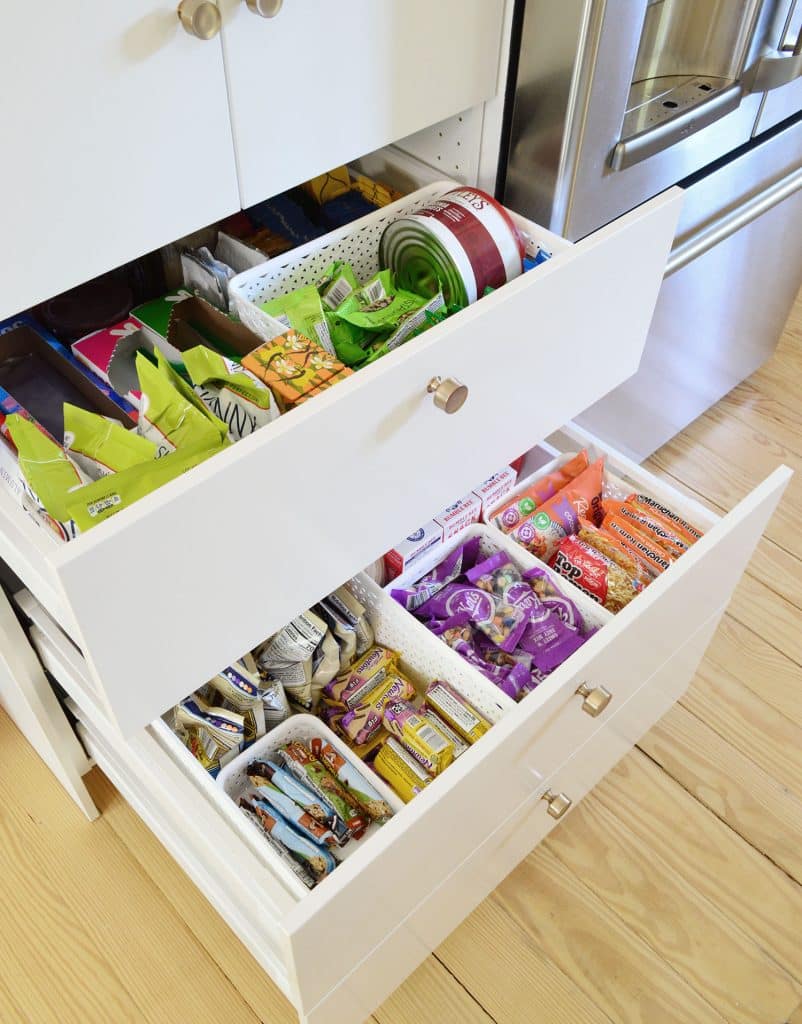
[{"x1": 500, "y1": 0, "x2": 802, "y2": 460}]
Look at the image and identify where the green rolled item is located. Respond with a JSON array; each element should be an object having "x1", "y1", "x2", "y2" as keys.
[
  {"x1": 182, "y1": 344, "x2": 279, "y2": 441},
  {"x1": 63, "y1": 404, "x2": 157, "y2": 480},
  {"x1": 4, "y1": 413, "x2": 89, "y2": 524},
  {"x1": 65, "y1": 441, "x2": 224, "y2": 532},
  {"x1": 136, "y1": 350, "x2": 229, "y2": 456},
  {"x1": 379, "y1": 222, "x2": 469, "y2": 306},
  {"x1": 323, "y1": 311, "x2": 382, "y2": 368},
  {"x1": 260, "y1": 285, "x2": 335, "y2": 354}
]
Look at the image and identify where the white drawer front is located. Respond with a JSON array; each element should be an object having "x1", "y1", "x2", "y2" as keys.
[{"x1": 0, "y1": 189, "x2": 682, "y2": 736}]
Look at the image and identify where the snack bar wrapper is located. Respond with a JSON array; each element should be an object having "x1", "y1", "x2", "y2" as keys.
[
  {"x1": 238, "y1": 798, "x2": 317, "y2": 889},
  {"x1": 550, "y1": 535, "x2": 642, "y2": 613},
  {"x1": 373, "y1": 737, "x2": 433, "y2": 804},
  {"x1": 424, "y1": 681, "x2": 491, "y2": 744},
  {"x1": 335, "y1": 671, "x2": 415, "y2": 747},
  {"x1": 382, "y1": 698, "x2": 454, "y2": 775},
  {"x1": 279, "y1": 741, "x2": 372, "y2": 841},
  {"x1": 391, "y1": 536, "x2": 481, "y2": 612},
  {"x1": 245, "y1": 773, "x2": 340, "y2": 848},
  {"x1": 247, "y1": 759, "x2": 348, "y2": 844},
  {"x1": 492, "y1": 450, "x2": 590, "y2": 533},
  {"x1": 241, "y1": 797, "x2": 335, "y2": 883},
  {"x1": 324, "y1": 645, "x2": 398, "y2": 709},
  {"x1": 182, "y1": 344, "x2": 279, "y2": 442},
  {"x1": 309, "y1": 737, "x2": 393, "y2": 823},
  {"x1": 421, "y1": 709, "x2": 469, "y2": 760}
]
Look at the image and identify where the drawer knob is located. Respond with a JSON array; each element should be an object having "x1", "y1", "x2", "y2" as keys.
[
  {"x1": 178, "y1": 0, "x2": 221, "y2": 39},
  {"x1": 245, "y1": 0, "x2": 283, "y2": 15},
  {"x1": 575, "y1": 682, "x2": 612, "y2": 717},
  {"x1": 427, "y1": 376, "x2": 468, "y2": 414},
  {"x1": 542, "y1": 790, "x2": 572, "y2": 820}
]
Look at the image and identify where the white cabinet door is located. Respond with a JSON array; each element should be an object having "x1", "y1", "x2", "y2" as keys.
[
  {"x1": 219, "y1": 0, "x2": 505, "y2": 207},
  {"x1": 0, "y1": 2, "x2": 240, "y2": 320}
]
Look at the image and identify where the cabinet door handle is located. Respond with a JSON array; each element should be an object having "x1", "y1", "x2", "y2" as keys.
[
  {"x1": 427, "y1": 376, "x2": 468, "y2": 414},
  {"x1": 177, "y1": 0, "x2": 221, "y2": 39},
  {"x1": 542, "y1": 790, "x2": 572, "y2": 820},
  {"x1": 575, "y1": 682, "x2": 612, "y2": 717},
  {"x1": 245, "y1": 0, "x2": 283, "y2": 16}
]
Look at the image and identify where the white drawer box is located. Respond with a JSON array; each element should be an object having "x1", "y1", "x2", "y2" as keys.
[
  {"x1": 21, "y1": 428, "x2": 789, "y2": 1024},
  {"x1": 0, "y1": 186, "x2": 683, "y2": 737}
]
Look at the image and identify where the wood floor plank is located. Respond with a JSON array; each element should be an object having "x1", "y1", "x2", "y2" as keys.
[
  {"x1": 727, "y1": 569, "x2": 802, "y2": 667},
  {"x1": 0, "y1": 712, "x2": 261, "y2": 1024},
  {"x1": 436, "y1": 894, "x2": 613, "y2": 1024},
  {"x1": 86, "y1": 770, "x2": 302, "y2": 1024},
  {"x1": 638, "y1": 704, "x2": 802, "y2": 884},
  {"x1": 702, "y1": 615, "x2": 802, "y2": 728},
  {"x1": 682, "y1": 659, "x2": 802, "y2": 800},
  {"x1": 375, "y1": 958, "x2": 494, "y2": 1024},
  {"x1": 788, "y1": 1002, "x2": 802, "y2": 1024},
  {"x1": 494, "y1": 846, "x2": 728, "y2": 1024},
  {"x1": 596, "y1": 752, "x2": 802, "y2": 985},
  {"x1": 546, "y1": 760, "x2": 802, "y2": 1023}
]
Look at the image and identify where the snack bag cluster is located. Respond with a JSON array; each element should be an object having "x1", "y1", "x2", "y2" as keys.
[
  {"x1": 494, "y1": 449, "x2": 705, "y2": 612},
  {"x1": 392, "y1": 536, "x2": 593, "y2": 699}
]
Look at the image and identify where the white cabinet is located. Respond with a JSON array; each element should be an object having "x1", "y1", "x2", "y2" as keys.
[
  {"x1": 0, "y1": 2, "x2": 240, "y2": 321},
  {"x1": 218, "y1": 0, "x2": 505, "y2": 207}
]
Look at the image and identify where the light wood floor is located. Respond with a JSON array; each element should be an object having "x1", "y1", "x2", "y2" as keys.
[{"x1": 1, "y1": 297, "x2": 801, "y2": 1024}]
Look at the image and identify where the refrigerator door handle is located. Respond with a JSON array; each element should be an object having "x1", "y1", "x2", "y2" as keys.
[
  {"x1": 746, "y1": 1, "x2": 802, "y2": 91},
  {"x1": 666, "y1": 164, "x2": 802, "y2": 276}
]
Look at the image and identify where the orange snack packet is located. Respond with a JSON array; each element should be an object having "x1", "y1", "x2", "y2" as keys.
[
  {"x1": 577, "y1": 518, "x2": 652, "y2": 588},
  {"x1": 493, "y1": 450, "x2": 590, "y2": 533},
  {"x1": 602, "y1": 513, "x2": 674, "y2": 577},
  {"x1": 624, "y1": 493, "x2": 703, "y2": 546},
  {"x1": 604, "y1": 499, "x2": 688, "y2": 558}
]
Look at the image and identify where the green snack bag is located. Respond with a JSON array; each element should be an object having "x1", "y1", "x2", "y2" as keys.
[
  {"x1": 323, "y1": 311, "x2": 379, "y2": 367},
  {"x1": 335, "y1": 270, "x2": 426, "y2": 335},
  {"x1": 136, "y1": 350, "x2": 229, "y2": 456},
  {"x1": 63, "y1": 404, "x2": 157, "y2": 480},
  {"x1": 5, "y1": 413, "x2": 89, "y2": 526},
  {"x1": 316, "y1": 261, "x2": 360, "y2": 311},
  {"x1": 182, "y1": 344, "x2": 279, "y2": 441},
  {"x1": 260, "y1": 285, "x2": 335, "y2": 355},
  {"x1": 65, "y1": 440, "x2": 223, "y2": 532}
]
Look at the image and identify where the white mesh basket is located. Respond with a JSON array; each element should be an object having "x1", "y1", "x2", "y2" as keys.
[{"x1": 228, "y1": 180, "x2": 563, "y2": 345}]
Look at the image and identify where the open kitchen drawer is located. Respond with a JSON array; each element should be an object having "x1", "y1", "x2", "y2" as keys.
[
  {"x1": 0, "y1": 187, "x2": 683, "y2": 737},
  {"x1": 17, "y1": 425, "x2": 790, "y2": 1024}
]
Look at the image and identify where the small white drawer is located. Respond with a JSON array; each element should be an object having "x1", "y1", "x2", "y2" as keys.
[
  {"x1": 0, "y1": 185, "x2": 683, "y2": 737},
  {"x1": 24, "y1": 425, "x2": 790, "y2": 1023}
]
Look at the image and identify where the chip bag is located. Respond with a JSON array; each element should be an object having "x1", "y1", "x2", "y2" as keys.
[
  {"x1": 260, "y1": 285, "x2": 335, "y2": 355},
  {"x1": 136, "y1": 350, "x2": 229, "y2": 456},
  {"x1": 63, "y1": 403, "x2": 157, "y2": 480},
  {"x1": 182, "y1": 344, "x2": 279, "y2": 441}
]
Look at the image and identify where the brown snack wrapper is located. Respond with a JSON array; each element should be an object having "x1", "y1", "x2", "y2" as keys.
[
  {"x1": 324, "y1": 645, "x2": 398, "y2": 709},
  {"x1": 309, "y1": 737, "x2": 393, "y2": 823},
  {"x1": 279, "y1": 740, "x2": 371, "y2": 840},
  {"x1": 424, "y1": 681, "x2": 491, "y2": 744}
]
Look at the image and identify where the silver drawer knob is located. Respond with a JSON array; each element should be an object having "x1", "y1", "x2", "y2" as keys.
[
  {"x1": 575, "y1": 682, "x2": 612, "y2": 717},
  {"x1": 245, "y1": 0, "x2": 283, "y2": 15},
  {"x1": 542, "y1": 790, "x2": 572, "y2": 820},
  {"x1": 178, "y1": 0, "x2": 221, "y2": 39},
  {"x1": 427, "y1": 376, "x2": 468, "y2": 414}
]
